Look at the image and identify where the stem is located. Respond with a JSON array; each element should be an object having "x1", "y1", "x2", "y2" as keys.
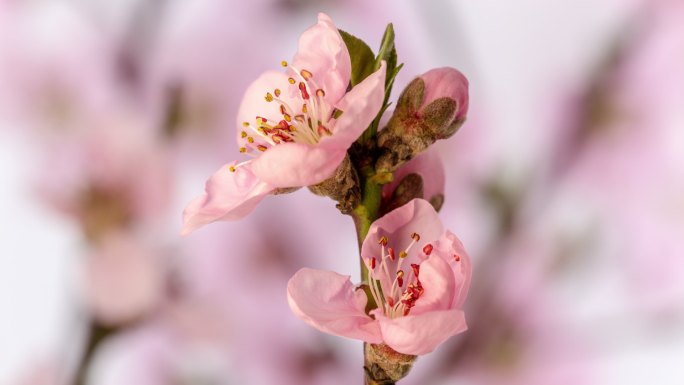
[
  {"x1": 351, "y1": 173, "x2": 386, "y2": 384},
  {"x1": 73, "y1": 320, "x2": 115, "y2": 385},
  {"x1": 352, "y1": 178, "x2": 382, "y2": 284}
]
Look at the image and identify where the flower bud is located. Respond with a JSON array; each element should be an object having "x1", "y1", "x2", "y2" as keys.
[
  {"x1": 308, "y1": 154, "x2": 360, "y2": 214},
  {"x1": 376, "y1": 67, "x2": 469, "y2": 174},
  {"x1": 364, "y1": 343, "x2": 417, "y2": 385}
]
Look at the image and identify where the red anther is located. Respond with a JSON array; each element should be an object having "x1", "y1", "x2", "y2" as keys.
[
  {"x1": 298, "y1": 82, "x2": 310, "y2": 99},
  {"x1": 387, "y1": 297, "x2": 395, "y2": 307},
  {"x1": 280, "y1": 105, "x2": 287, "y2": 115},
  {"x1": 411, "y1": 264, "x2": 420, "y2": 277},
  {"x1": 388, "y1": 247, "x2": 396, "y2": 261},
  {"x1": 278, "y1": 120, "x2": 290, "y2": 129},
  {"x1": 378, "y1": 236, "x2": 388, "y2": 246},
  {"x1": 371, "y1": 257, "x2": 376, "y2": 270},
  {"x1": 454, "y1": 254, "x2": 461, "y2": 262},
  {"x1": 397, "y1": 277, "x2": 404, "y2": 287},
  {"x1": 317, "y1": 124, "x2": 332, "y2": 136},
  {"x1": 423, "y1": 244, "x2": 433, "y2": 255},
  {"x1": 404, "y1": 308, "x2": 410, "y2": 316}
]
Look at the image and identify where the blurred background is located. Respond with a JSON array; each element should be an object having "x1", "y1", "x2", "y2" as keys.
[{"x1": 1, "y1": 0, "x2": 683, "y2": 384}]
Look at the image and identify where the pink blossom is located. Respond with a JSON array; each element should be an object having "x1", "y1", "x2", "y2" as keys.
[
  {"x1": 419, "y1": 67, "x2": 469, "y2": 125},
  {"x1": 287, "y1": 199, "x2": 471, "y2": 355},
  {"x1": 35, "y1": 114, "x2": 171, "y2": 239},
  {"x1": 182, "y1": 13, "x2": 386, "y2": 234}
]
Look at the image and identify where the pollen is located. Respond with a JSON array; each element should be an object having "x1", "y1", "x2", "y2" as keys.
[
  {"x1": 257, "y1": 145, "x2": 267, "y2": 152},
  {"x1": 399, "y1": 251, "x2": 407, "y2": 259},
  {"x1": 239, "y1": 147, "x2": 247, "y2": 153},
  {"x1": 281, "y1": 60, "x2": 288, "y2": 67},
  {"x1": 242, "y1": 122, "x2": 250, "y2": 127},
  {"x1": 288, "y1": 77, "x2": 296, "y2": 84},
  {"x1": 274, "y1": 88, "x2": 281, "y2": 97},
  {"x1": 247, "y1": 137, "x2": 254, "y2": 143},
  {"x1": 378, "y1": 236, "x2": 388, "y2": 246},
  {"x1": 228, "y1": 166, "x2": 236, "y2": 172},
  {"x1": 283, "y1": 114, "x2": 291, "y2": 122},
  {"x1": 265, "y1": 93, "x2": 274, "y2": 102},
  {"x1": 240, "y1": 131, "x2": 248, "y2": 138},
  {"x1": 300, "y1": 69, "x2": 313, "y2": 80}
]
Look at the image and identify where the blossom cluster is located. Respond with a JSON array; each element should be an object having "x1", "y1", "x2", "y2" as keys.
[{"x1": 181, "y1": 13, "x2": 472, "y2": 379}]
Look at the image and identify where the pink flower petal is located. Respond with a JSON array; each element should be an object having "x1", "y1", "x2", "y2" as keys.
[
  {"x1": 410, "y1": 255, "x2": 455, "y2": 314},
  {"x1": 250, "y1": 141, "x2": 347, "y2": 188},
  {"x1": 181, "y1": 162, "x2": 274, "y2": 234},
  {"x1": 293, "y1": 13, "x2": 351, "y2": 104},
  {"x1": 362, "y1": 199, "x2": 445, "y2": 273},
  {"x1": 374, "y1": 309, "x2": 467, "y2": 355},
  {"x1": 332, "y1": 61, "x2": 386, "y2": 146},
  {"x1": 287, "y1": 268, "x2": 383, "y2": 343},
  {"x1": 235, "y1": 70, "x2": 299, "y2": 143},
  {"x1": 434, "y1": 230, "x2": 472, "y2": 308}
]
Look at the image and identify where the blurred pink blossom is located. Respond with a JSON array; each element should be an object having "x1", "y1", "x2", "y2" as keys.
[
  {"x1": 83, "y1": 232, "x2": 166, "y2": 326},
  {"x1": 35, "y1": 113, "x2": 172, "y2": 240}
]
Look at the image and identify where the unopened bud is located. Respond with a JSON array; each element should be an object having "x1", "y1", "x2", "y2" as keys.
[
  {"x1": 376, "y1": 67, "x2": 469, "y2": 173},
  {"x1": 364, "y1": 343, "x2": 417, "y2": 385},
  {"x1": 308, "y1": 155, "x2": 360, "y2": 214}
]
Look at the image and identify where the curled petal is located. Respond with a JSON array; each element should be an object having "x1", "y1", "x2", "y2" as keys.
[
  {"x1": 287, "y1": 268, "x2": 383, "y2": 343},
  {"x1": 293, "y1": 13, "x2": 351, "y2": 103},
  {"x1": 374, "y1": 309, "x2": 467, "y2": 355},
  {"x1": 435, "y1": 231, "x2": 472, "y2": 308},
  {"x1": 410, "y1": 255, "x2": 455, "y2": 314},
  {"x1": 181, "y1": 162, "x2": 274, "y2": 234},
  {"x1": 251, "y1": 141, "x2": 347, "y2": 188},
  {"x1": 332, "y1": 61, "x2": 386, "y2": 146}
]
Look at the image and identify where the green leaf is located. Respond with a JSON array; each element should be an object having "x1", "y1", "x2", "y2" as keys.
[{"x1": 339, "y1": 29, "x2": 376, "y2": 87}]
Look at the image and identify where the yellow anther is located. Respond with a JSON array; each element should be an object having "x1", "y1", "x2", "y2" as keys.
[
  {"x1": 274, "y1": 89, "x2": 281, "y2": 97},
  {"x1": 241, "y1": 131, "x2": 248, "y2": 138},
  {"x1": 283, "y1": 114, "x2": 291, "y2": 122},
  {"x1": 239, "y1": 147, "x2": 247, "y2": 153},
  {"x1": 399, "y1": 251, "x2": 407, "y2": 259},
  {"x1": 300, "y1": 69, "x2": 313, "y2": 80},
  {"x1": 247, "y1": 137, "x2": 254, "y2": 143},
  {"x1": 302, "y1": 104, "x2": 308, "y2": 113},
  {"x1": 229, "y1": 166, "x2": 236, "y2": 172},
  {"x1": 281, "y1": 60, "x2": 288, "y2": 67},
  {"x1": 265, "y1": 93, "x2": 274, "y2": 102},
  {"x1": 257, "y1": 145, "x2": 267, "y2": 152},
  {"x1": 288, "y1": 77, "x2": 296, "y2": 84},
  {"x1": 242, "y1": 122, "x2": 250, "y2": 127}
]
